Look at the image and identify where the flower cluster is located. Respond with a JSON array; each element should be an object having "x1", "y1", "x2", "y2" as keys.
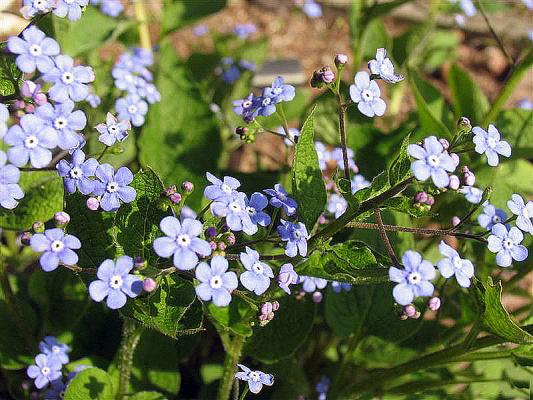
[
  {"x1": 21, "y1": 0, "x2": 88, "y2": 21},
  {"x1": 112, "y1": 48, "x2": 160, "y2": 127},
  {"x1": 89, "y1": 0, "x2": 124, "y2": 17},
  {"x1": 27, "y1": 337, "x2": 69, "y2": 392},
  {"x1": 216, "y1": 57, "x2": 256, "y2": 84},
  {"x1": 30, "y1": 227, "x2": 81, "y2": 272},
  {"x1": 233, "y1": 76, "x2": 296, "y2": 122}
]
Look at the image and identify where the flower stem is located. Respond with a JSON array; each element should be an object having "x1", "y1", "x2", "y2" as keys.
[
  {"x1": 476, "y1": 0, "x2": 514, "y2": 66},
  {"x1": 217, "y1": 335, "x2": 246, "y2": 400},
  {"x1": 373, "y1": 208, "x2": 400, "y2": 266},
  {"x1": 238, "y1": 386, "x2": 249, "y2": 400},
  {"x1": 336, "y1": 94, "x2": 350, "y2": 181},
  {"x1": 117, "y1": 318, "x2": 143, "y2": 400},
  {"x1": 134, "y1": 0, "x2": 151, "y2": 50}
]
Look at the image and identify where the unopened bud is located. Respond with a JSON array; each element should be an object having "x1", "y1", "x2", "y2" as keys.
[
  {"x1": 225, "y1": 233, "x2": 236, "y2": 246},
  {"x1": 209, "y1": 241, "x2": 217, "y2": 251},
  {"x1": 33, "y1": 93, "x2": 48, "y2": 106},
  {"x1": 143, "y1": 278, "x2": 157, "y2": 292},
  {"x1": 451, "y1": 216, "x2": 461, "y2": 227},
  {"x1": 14, "y1": 99, "x2": 25, "y2": 110},
  {"x1": 312, "y1": 291, "x2": 323, "y2": 303},
  {"x1": 458, "y1": 116, "x2": 472, "y2": 134},
  {"x1": 110, "y1": 146, "x2": 125, "y2": 155},
  {"x1": 54, "y1": 211, "x2": 70, "y2": 226},
  {"x1": 461, "y1": 166, "x2": 475, "y2": 186},
  {"x1": 428, "y1": 297, "x2": 441, "y2": 311},
  {"x1": 21, "y1": 81, "x2": 38, "y2": 97},
  {"x1": 426, "y1": 195, "x2": 435, "y2": 206},
  {"x1": 134, "y1": 256, "x2": 146, "y2": 269},
  {"x1": 169, "y1": 193, "x2": 182, "y2": 204},
  {"x1": 438, "y1": 138, "x2": 450, "y2": 150},
  {"x1": 403, "y1": 304, "x2": 417, "y2": 318},
  {"x1": 414, "y1": 191, "x2": 429, "y2": 204},
  {"x1": 20, "y1": 231, "x2": 32, "y2": 246},
  {"x1": 271, "y1": 300, "x2": 280, "y2": 311},
  {"x1": 258, "y1": 313, "x2": 269, "y2": 322},
  {"x1": 311, "y1": 66, "x2": 335, "y2": 88},
  {"x1": 335, "y1": 53, "x2": 348, "y2": 67},
  {"x1": 24, "y1": 104, "x2": 35, "y2": 113},
  {"x1": 165, "y1": 185, "x2": 177, "y2": 196},
  {"x1": 32, "y1": 221, "x2": 45, "y2": 233},
  {"x1": 450, "y1": 153, "x2": 460, "y2": 167},
  {"x1": 218, "y1": 242, "x2": 226, "y2": 251},
  {"x1": 86, "y1": 197, "x2": 100, "y2": 211},
  {"x1": 236, "y1": 126, "x2": 248, "y2": 138},
  {"x1": 448, "y1": 175, "x2": 460, "y2": 190},
  {"x1": 318, "y1": 214, "x2": 328, "y2": 225},
  {"x1": 261, "y1": 302, "x2": 273, "y2": 315},
  {"x1": 205, "y1": 227, "x2": 217, "y2": 238},
  {"x1": 181, "y1": 181, "x2": 194, "y2": 193}
]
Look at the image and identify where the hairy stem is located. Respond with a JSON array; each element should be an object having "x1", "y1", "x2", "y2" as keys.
[
  {"x1": 337, "y1": 95, "x2": 350, "y2": 180},
  {"x1": 218, "y1": 335, "x2": 246, "y2": 400},
  {"x1": 374, "y1": 208, "x2": 400, "y2": 266},
  {"x1": 117, "y1": 319, "x2": 143, "y2": 400}
]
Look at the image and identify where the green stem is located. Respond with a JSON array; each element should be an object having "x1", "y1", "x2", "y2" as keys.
[
  {"x1": 97, "y1": 146, "x2": 109, "y2": 162},
  {"x1": 218, "y1": 335, "x2": 246, "y2": 400},
  {"x1": 336, "y1": 94, "x2": 350, "y2": 180},
  {"x1": 373, "y1": 208, "x2": 400, "y2": 266},
  {"x1": 117, "y1": 319, "x2": 143, "y2": 400},
  {"x1": 238, "y1": 386, "x2": 249, "y2": 400},
  {"x1": 276, "y1": 103, "x2": 290, "y2": 137},
  {"x1": 476, "y1": 0, "x2": 513, "y2": 65}
]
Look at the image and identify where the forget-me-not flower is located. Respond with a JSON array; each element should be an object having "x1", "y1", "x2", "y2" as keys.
[
  {"x1": 407, "y1": 136, "x2": 456, "y2": 188},
  {"x1": 302, "y1": 0, "x2": 323, "y2": 18},
  {"x1": 56, "y1": 149, "x2": 98, "y2": 195},
  {"x1": 115, "y1": 94, "x2": 148, "y2": 127},
  {"x1": 0, "y1": 151, "x2": 24, "y2": 210},
  {"x1": 35, "y1": 101, "x2": 86, "y2": 151},
  {"x1": 89, "y1": 256, "x2": 143, "y2": 309},
  {"x1": 211, "y1": 192, "x2": 257, "y2": 235},
  {"x1": 42, "y1": 55, "x2": 95, "y2": 103},
  {"x1": 233, "y1": 24, "x2": 257, "y2": 39},
  {"x1": 301, "y1": 276, "x2": 328, "y2": 292},
  {"x1": 92, "y1": 164, "x2": 136, "y2": 211},
  {"x1": 277, "y1": 263, "x2": 299, "y2": 294},
  {"x1": 239, "y1": 247, "x2": 274, "y2": 295},
  {"x1": 195, "y1": 256, "x2": 238, "y2": 307},
  {"x1": 331, "y1": 281, "x2": 351, "y2": 293},
  {"x1": 27, "y1": 354, "x2": 62, "y2": 389},
  {"x1": 351, "y1": 174, "x2": 370, "y2": 193},
  {"x1": 4, "y1": 114, "x2": 58, "y2": 168},
  {"x1": 315, "y1": 141, "x2": 330, "y2": 170},
  {"x1": 264, "y1": 184, "x2": 297, "y2": 216},
  {"x1": 95, "y1": 113, "x2": 131, "y2": 146},
  {"x1": 39, "y1": 336, "x2": 69, "y2": 365},
  {"x1": 487, "y1": 223, "x2": 528, "y2": 267},
  {"x1": 7, "y1": 26, "x2": 60, "y2": 73},
  {"x1": 349, "y1": 71, "x2": 386, "y2": 117},
  {"x1": 53, "y1": 0, "x2": 88, "y2": 21},
  {"x1": 327, "y1": 194, "x2": 347, "y2": 218},
  {"x1": 21, "y1": 0, "x2": 54, "y2": 19},
  {"x1": 507, "y1": 194, "x2": 533, "y2": 234},
  {"x1": 235, "y1": 364, "x2": 274, "y2": 394},
  {"x1": 437, "y1": 241, "x2": 474, "y2": 287},
  {"x1": 232, "y1": 93, "x2": 259, "y2": 122},
  {"x1": 389, "y1": 250, "x2": 436, "y2": 305},
  {"x1": 472, "y1": 125, "x2": 511, "y2": 167},
  {"x1": 330, "y1": 147, "x2": 357, "y2": 171},
  {"x1": 368, "y1": 48, "x2": 404, "y2": 83},
  {"x1": 153, "y1": 216, "x2": 212, "y2": 270},
  {"x1": 478, "y1": 203, "x2": 507, "y2": 230},
  {"x1": 459, "y1": 186, "x2": 483, "y2": 204},
  {"x1": 30, "y1": 228, "x2": 81, "y2": 272},
  {"x1": 204, "y1": 172, "x2": 241, "y2": 201},
  {"x1": 278, "y1": 219, "x2": 309, "y2": 257},
  {"x1": 244, "y1": 192, "x2": 271, "y2": 227},
  {"x1": 263, "y1": 76, "x2": 296, "y2": 103}
]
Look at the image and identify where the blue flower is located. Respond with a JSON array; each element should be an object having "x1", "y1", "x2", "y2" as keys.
[
  {"x1": 239, "y1": 246, "x2": 274, "y2": 295},
  {"x1": 39, "y1": 336, "x2": 69, "y2": 365},
  {"x1": 21, "y1": 0, "x2": 54, "y2": 19},
  {"x1": 351, "y1": 174, "x2": 370, "y2": 193},
  {"x1": 7, "y1": 26, "x2": 60, "y2": 74},
  {"x1": 278, "y1": 219, "x2": 309, "y2": 257},
  {"x1": 27, "y1": 354, "x2": 62, "y2": 389},
  {"x1": 53, "y1": 0, "x2": 88, "y2": 21},
  {"x1": 388, "y1": 251, "x2": 436, "y2": 305},
  {"x1": 239, "y1": 60, "x2": 256, "y2": 71},
  {"x1": 327, "y1": 194, "x2": 347, "y2": 218},
  {"x1": 91, "y1": 0, "x2": 123, "y2": 17},
  {"x1": 507, "y1": 194, "x2": 533, "y2": 234},
  {"x1": 192, "y1": 24, "x2": 209, "y2": 36},
  {"x1": 153, "y1": 216, "x2": 212, "y2": 270},
  {"x1": 277, "y1": 126, "x2": 300, "y2": 146},
  {"x1": 4, "y1": 114, "x2": 58, "y2": 168},
  {"x1": 315, "y1": 141, "x2": 331, "y2": 170},
  {"x1": 437, "y1": 241, "x2": 474, "y2": 287},
  {"x1": 0, "y1": 151, "x2": 24, "y2": 210},
  {"x1": 35, "y1": 101, "x2": 86, "y2": 150},
  {"x1": 472, "y1": 125, "x2": 511, "y2": 167},
  {"x1": 349, "y1": 71, "x2": 386, "y2": 117},
  {"x1": 95, "y1": 113, "x2": 131, "y2": 146},
  {"x1": 211, "y1": 192, "x2": 257, "y2": 235},
  {"x1": 87, "y1": 94, "x2": 101, "y2": 108},
  {"x1": 459, "y1": 186, "x2": 483, "y2": 204},
  {"x1": 204, "y1": 172, "x2": 241, "y2": 201},
  {"x1": 221, "y1": 65, "x2": 241, "y2": 83},
  {"x1": 92, "y1": 164, "x2": 136, "y2": 211},
  {"x1": 42, "y1": 55, "x2": 95, "y2": 103},
  {"x1": 316, "y1": 376, "x2": 330, "y2": 400},
  {"x1": 44, "y1": 379, "x2": 66, "y2": 400},
  {"x1": 235, "y1": 364, "x2": 274, "y2": 394},
  {"x1": 56, "y1": 149, "x2": 98, "y2": 195},
  {"x1": 478, "y1": 203, "x2": 507, "y2": 230},
  {"x1": 112, "y1": 67, "x2": 142, "y2": 94},
  {"x1": 30, "y1": 228, "x2": 81, "y2": 272},
  {"x1": 458, "y1": 0, "x2": 477, "y2": 16},
  {"x1": 330, "y1": 147, "x2": 356, "y2": 171},
  {"x1": 368, "y1": 48, "x2": 404, "y2": 83},
  {"x1": 233, "y1": 23, "x2": 257, "y2": 39},
  {"x1": 264, "y1": 184, "x2": 297, "y2": 216},
  {"x1": 0, "y1": 103, "x2": 8, "y2": 139},
  {"x1": 263, "y1": 76, "x2": 296, "y2": 103},
  {"x1": 301, "y1": 276, "x2": 327, "y2": 292},
  {"x1": 115, "y1": 94, "x2": 148, "y2": 127},
  {"x1": 244, "y1": 192, "x2": 271, "y2": 227},
  {"x1": 195, "y1": 256, "x2": 238, "y2": 307},
  {"x1": 277, "y1": 263, "x2": 299, "y2": 294},
  {"x1": 407, "y1": 136, "x2": 456, "y2": 188},
  {"x1": 487, "y1": 223, "x2": 528, "y2": 267},
  {"x1": 302, "y1": 0, "x2": 323, "y2": 18},
  {"x1": 89, "y1": 256, "x2": 143, "y2": 309},
  {"x1": 137, "y1": 82, "x2": 161, "y2": 104},
  {"x1": 331, "y1": 281, "x2": 352, "y2": 293}
]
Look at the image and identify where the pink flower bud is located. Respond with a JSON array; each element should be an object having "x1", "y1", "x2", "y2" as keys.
[
  {"x1": 312, "y1": 291, "x2": 323, "y2": 303},
  {"x1": 426, "y1": 195, "x2": 435, "y2": 206},
  {"x1": 181, "y1": 181, "x2": 194, "y2": 193},
  {"x1": 261, "y1": 302, "x2": 273, "y2": 315},
  {"x1": 54, "y1": 211, "x2": 70, "y2": 226},
  {"x1": 450, "y1": 153, "x2": 460, "y2": 167},
  {"x1": 271, "y1": 301, "x2": 280, "y2": 311},
  {"x1": 428, "y1": 297, "x2": 441, "y2": 311},
  {"x1": 461, "y1": 167, "x2": 476, "y2": 186},
  {"x1": 403, "y1": 304, "x2": 417, "y2": 317},
  {"x1": 169, "y1": 193, "x2": 182, "y2": 204},
  {"x1": 335, "y1": 53, "x2": 348, "y2": 67},
  {"x1": 143, "y1": 278, "x2": 157, "y2": 292},
  {"x1": 24, "y1": 104, "x2": 35, "y2": 113},
  {"x1": 218, "y1": 242, "x2": 226, "y2": 251},
  {"x1": 209, "y1": 241, "x2": 217, "y2": 250},
  {"x1": 14, "y1": 100, "x2": 25, "y2": 110},
  {"x1": 86, "y1": 197, "x2": 100, "y2": 211},
  {"x1": 134, "y1": 256, "x2": 146, "y2": 269},
  {"x1": 451, "y1": 216, "x2": 461, "y2": 227},
  {"x1": 258, "y1": 313, "x2": 269, "y2": 321},
  {"x1": 226, "y1": 233, "x2": 236, "y2": 246},
  {"x1": 414, "y1": 191, "x2": 428, "y2": 204},
  {"x1": 438, "y1": 138, "x2": 450, "y2": 150},
  {"x1": 164, "y1": 185, "x2": 176, "y2": 196},
  {"x1": 20, "y1": 231, "x2": 32, "y2": 246},
  {"x1": 32, "y1": 221, "x2": 45, "y2": 233},
  {"x1": 33, "y1": 93, "x2": 48, "y2": 106},
  {"x1": 448, "y1": 175, "x2": 460, "y2": 190}
]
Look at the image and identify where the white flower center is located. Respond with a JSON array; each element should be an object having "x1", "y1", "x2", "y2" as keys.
[
  {"x1": 108, "y1": 125, "x2": 119, "y2": 134},
  {"x1": 272, "y1": 87, "x2": 282, "y2": 95},
  {"x1": 452, "y1": 257, "x2": 463, "y2": 269},
  {"x1": 503, "y1": 239, "x2": 514, "y2": 249},
  {"x1": 336, "y1": 202, "x2": 345, "y2": 211},
  {"x1": 127, "y1": 105, "x2": 138, "y2": 114},
  {"x1": 54, "y1": 117, "x2": 68, "y2": 130},
  {"x1": 110, "y1": 275, "x2": 123, "y2": 289},
  {"x1": 293, "y1": 229, "x2": 300, "y2": 239},
  {"x1": 262, "y1": 97, "x2": 271, "y2": 106},
  {"x1": 177, "y1": 234, "x2": 191, "y2": 247},
  {"x1": 52, "y1": 346, "x2": 60, "y2": 353},
  {"x1": 361, "y1": 89, "x2": 374, "y2": 101},
  {"x1": 487, "y1": 137, "x2": 497, "y2": 148},
  {"x1": 24, "y1": 135, "x2": 39, "y2": 149},
  {"x1": 252, "y1": 262, "x2": 264, "y2": 274},
  {"x1": 106, "y1": 181, "x2": 119, "y2": 193},
  {"x1": 50, "y1": 240, "x2": 65, "y2": 253},
  {"x1": 229, "y1": 202, "x2": 241, "y2": 212},
  {"x1": 427, "y1": 154, "x2": 440, "y2": 167},
  {"x1": 61, "y1": 72, "x2": 74, "y2": 84},
  {"x1": 221, "y1": 183, "x2": 232, "y2": 194},
  {"x1": 249, "y1": 371, "x2": 261, "y2": 382},
  {"x1": 34, "y1": 0, "x2": 48, "y2": 11},
  {"x1": 41, "y1": 366, "x2": 50, "y2": 376},
  {"x1": 407, "y1": 272, "x2": 421, "y2": 285},
  {"x1": 246, "y1": 206, "x2": 256, "y2": 216},
  {"x1": 492, "y1": 215, "x2": 501, "y2": 224},
  {"x1": 242, "y1": 100, "x2": 252, "y2": 108},
  {"x1": 69, "y1": 167, "x2": 83, "y2": 179},
  {"x1": 210, "y1": 275, "x2": 223, "y2": 289},
  {"x1": 29, "y1": 44, "x2": 42, "y2": 56}
]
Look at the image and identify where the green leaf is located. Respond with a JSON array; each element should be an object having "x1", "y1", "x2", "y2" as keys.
[
  {"x1": 0, "y1": 300, "x2": 36, "y2": 369},
  {"x1": 512, "y1": 345, "x2": 533, "y2": 367},
  {"x1": 388, "y1": 133, "x2": 412, "y2": 186},
  {"x1": 139, "y1": 39, "x2": 222, "y2": 209},
  {"x1": 474, "y1": 277, "x2": 533, "y2": 344},
  {"x1": 243, "y1": 295, "x2": 316, "y2": 363},
  {"x1": 291, "y1": 105, "x2": 327, "y2": 230},
  {"x1": 448, "y1": 64, "x2": 489, "y2": 126},
  {"x1": 121, "y1": 275, "x2": 199, "y2": 338},
  {"x1": 0, "y1": 45, "x2": 22, "y2": 97},
  {"x1": 130, "y1": 392, "x2": 167, "y2": 400},
  {"x1": 115, "y1": 168, "x2": 170, "y2": 266},
  {"x1": 495, "y1": 109, "x2": 533, "y2": 159},
  {"x1": 206, "y1": 296, "x2": 256, "y2": 337},
  {"x1": 297, "y1": 241, "x2": 389, "y2": 285},
  {"x1": 0, "y1": 171, "x2": 64, "y2": 231},
  {"x1": 353, "y1": 170, "x2": 390, "y2": 204},
  {"x1": 162, "y1": 0, "x2": 227, "y2": 34},
  {"x1": 65, "y1": 193, "x2": 118, "y2": 269},
  {"x1": 64, "y1": 367, "x2": 115, "y2": 400},
  {"x1": 381, "y1": 196, "x2": 436, "y2": 218}
]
